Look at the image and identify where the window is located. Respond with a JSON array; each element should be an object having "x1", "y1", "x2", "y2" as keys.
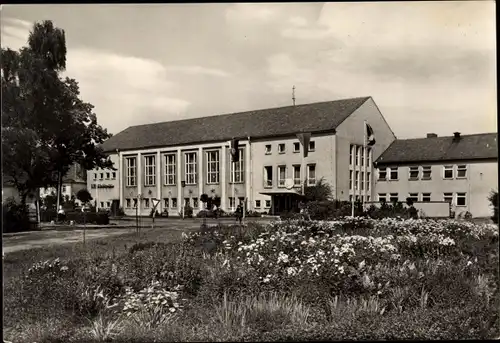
[
  {"x1": 164, "y1": 198, "x2": 169, "y2": 208},
  {"x1": 193, "y1": 198, "x2": 199, "y2": 208},
  {"x1": 307, "y1": 164, "x2": 316, "y2": 185},
  {"x1": 126, "y1": 157, "x2": 137, "y2": 186},
  {"x1": 230, "y1": 148, "x2": 244, "y2": 183},
  {"x1": 293, "y1": 165, "x2": 301, "y2": 186},
  {"x1": 164, "y1": 154, "x2": 176, "y2": 185},
  {"x1": 106, "y1": 172, "x2": 110, "y2": 179},
  {"x1": 457, "y1": 165, "x2": 467, "y2": 178},
  {"x1": 172, "y1": 198, "x2": 177, "y2": 208},
  {"x1": 378, "y1": 168, "x2": 387, "y2": 180},
  {"x1": 309, "y1": 141, "x2": 315, "y2": 151},
  {"x1": 422, "y1": 193, "x2": 431, "y2": 202},
  {"x1": 265, "y1": 200, "x2": 271, "y2": 208},
  {"x1": 367, "y1": 172, "x2": 371, "y2": 191},
  {"x1": 278, "y1": 143, "x2": 285, "y2": 154},
  {"x1": 206, "y1": 150, "x2": 220, "y2": 184},
  {"x1": 390, "y1": 167, "x2": 398, "y2": 180},
  {"x1": 367, "y1": 195, "x2": 371, "y2": 202},
  {"x1": 185, "y1": 152, "x2": 197, "y2": 185},
  {"x1": 349, "y1": 145, "x2": 354, "y2": 165},
  {"x1": 409, "y1": 166, "x2": 419, "y2": 180},
  {"x1": 106, "y1": 201, "x2": 111, "y2": 208},
  {"x1": 264, "y1": 166, "x2": 273, "y2": 187},
  {"x1": 361, "y1": 147, "x2": 364, "y2": 167},
  {"x1": 422, "y1": 166, "x2": 431, "y2": 180},
  {"x1": 100, "y1": 173, "x2": 104, "y2": 180},
  {"x1": 133, "y1": 198, "x2": 138, "y2": 208},
  {"x1": 184, "y1": 198, "x2": 190, "y2": 206},
  {"x1": 144, "y1": 198, "x2": 150, "y2": 208},
  {"x1": 144, "y1": 155, "x2": 156, "y2": 186},
  {"x1": 278, "y1": 165, "x2": 286, "y2": 187},
  {"x1": 443, "y1": 165, "x2": 453, "y2": 179},
  {"x1": 443, "y1": 193, "x2": 453, "y2": 204},
  {"x1": 389, "y1": 193, "x2": 399, "y2": 202},
  {"x1": 94, "y1": 173, "x2": 97, "y2": 180},
  {"x1": 62, "y1": 185, "x2": 67, "y2": 193},
  {"x1": 293, "y1": 142, "x2": 300, "y2": 153},
  {"x1": 355, "y1": 171, "x2": 359, "y2": 190},
  {"x1": 367, "y1": 147, "x2": 372, "y2": 166},
  {"x1": 265, "y1": 145, "x2": 272, "y2": 154},
  {"x1": 349, "y1": 195, "x2": 353, "y2": 202},
  {"x1": 255, "y1": 200, "x2": 261, "y2": 208},
  {"x1": 126, "y1": 199, "x2": 131, "y2": 208},
  {"x1": 100, "y1": 201, "x2": 104, "y2": 208},
  {"x1": 361, "y1": 171, "x2": 365, "y2": 190},
  {"x1": 356, "y1": 146, "x2": 361, "y2": 166},
  {"x1": 408, "y1": 193, "x2": 419, "y2": 202},
  {"x1": 112, "y1": 172, "x2": 116, "y2": 179},
  {"x1": 349, "y1": 170, "x2": 353, "y2": 190},
  {"x1": 229, "y1": 197, "x2": 235, "y2": 209},
  {"x1": 456, "y1": 193, "x2": 467, "y2": 206}
]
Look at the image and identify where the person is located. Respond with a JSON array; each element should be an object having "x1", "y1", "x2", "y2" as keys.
[
  {"x1": 236, "y1": 204, "x2": 243, "y2": 224},
  {"x1": 57, "y1": 205, "x2": 66, "y2": 222}
]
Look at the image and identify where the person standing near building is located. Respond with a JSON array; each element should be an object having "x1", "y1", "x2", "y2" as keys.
[{"x1": 236, "y1": 204, "x2": 243, "y2": 224}]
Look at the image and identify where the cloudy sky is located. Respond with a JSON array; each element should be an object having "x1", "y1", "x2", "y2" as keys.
[{"x1": 1, "y1": 2, "x2": 496, "y2": 138}]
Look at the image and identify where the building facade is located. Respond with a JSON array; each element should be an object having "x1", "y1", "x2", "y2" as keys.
[
  {"x1": 40, "y1": 163, "x2": 88, "y2": 206},
  {"x1": 374, "y1": 132, "x2": 498, "y2": 218},
  {"x1": 89, "y1": 96, "x2": 395, "y2": 216}
]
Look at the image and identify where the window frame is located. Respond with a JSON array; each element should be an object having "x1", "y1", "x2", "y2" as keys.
[
  {"x1": 185, "y1": 152, "x2": 198, "y2": 185},
  {"x1": 308, "y1": 141, "x2": 315, "y2": 151},
  {"x1": 278, "y1": 143, "x2": 286, "y2": 154},
  {"x1": 265, "y1": 144, "x2": 272, "y2": 154},
  {"x1": 144, "y1": 155, "x2": 156, "y2": 186},
  {"x1": 409, "y1": 166, "x2": 419, "y2": 180},
  {"x1": 443, "y1": 192, "x2": 453, "y2": 204},
  {"x1": 389, "y1": 193, "x2": 399, "y2": 203},
  {"x1": 378, "y1": 167, "x2": 387, "y2": 181},
  {"x1": 206, "y1": 150, "x2": 220, "y2": 185},
  {"x1": 378, "y1": 193, "x2": 387, "y2": 202},
  {"x1": 265, "y1": 200, "x2": 271, "y2": 208},
  {"x1": 422, "y1": 166, "x2": 432, "y2": 180},
  {"x1": 293, "y1": 165, "x2": 301, "y2": 186},
  {"x1": 164, "y1": 154, "x2": 176, "y2": 186},
  {"x1": 293, "y1": 142, "x2": 300, "y2": 153},
  {"x1": 422, "y1": 193, "x2": 431, "y2": 202},
  {"x1": 457, "y1": 165, "x2": 467, "y2": 179},
  {"x1": 277, "y1": 165, "x2": 287, "y2": 188},
  {"x1": 255, "y1": 200, "x2": 261, "y2": 208},
  {"x1": 456, "y1": 192, "x2": 467, "y2": 206},
  {"x1": 307, "y1": 164, "x2": 316, "y2": 186},
  {"x1": 264, "y1": 166, "x2": 273, "y2": 188},
  {"x1": 389, "y1": 167, "x2": 398, "y2": 180},
  {"x1": 230, "y1": 148, "x2": 244, "y2": 183},
  {"x1": 443, "y1": 165, "x2": 454, "y2": 180},
  {"x1": 125, "y1": 156, "x2": 137, "y2": 187}
]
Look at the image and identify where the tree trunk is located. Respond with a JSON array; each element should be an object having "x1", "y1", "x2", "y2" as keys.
[{"x1": 56, "y1": 170, "x2": 62, "y2": 221}]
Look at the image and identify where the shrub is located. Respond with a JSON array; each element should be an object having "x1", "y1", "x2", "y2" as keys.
[
  {"x1": 184, "y1": 204, "x2": 193, "y2": 218},
  {"x1": 2, "y1": 198, "x2": 31, "y2": 233},
  {"x1": 40, "y1": 209, "x2": 58, "y2": 222},
  {"x1": 65, "y1": 211, "x2": 110, "y2": 225},
  {"x1": 488, "y1": 191, "x2": 498, "y2": 224}
]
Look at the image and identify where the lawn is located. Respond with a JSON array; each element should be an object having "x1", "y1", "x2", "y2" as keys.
[{"x1": 3, "y1": 217, "x2": 499, "y2": 342}]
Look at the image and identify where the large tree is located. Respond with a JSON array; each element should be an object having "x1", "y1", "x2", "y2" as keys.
[{"x1": 1, "y1": 20, "x2": 113, "y2": 212}]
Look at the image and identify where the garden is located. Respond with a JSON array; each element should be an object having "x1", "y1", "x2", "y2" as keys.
[{"x1": 3, "y1": 216, "x2": 499, "y2": 342}]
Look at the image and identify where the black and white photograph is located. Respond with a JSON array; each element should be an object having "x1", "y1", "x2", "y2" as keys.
[{"x1": 2, "y1": 1, "x2": 498, "y2": 342}]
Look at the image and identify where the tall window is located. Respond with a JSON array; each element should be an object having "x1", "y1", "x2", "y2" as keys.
[
  {"x1": 126, "y1": 157, "x2": 137, "y2": 186},
  {"x1": 349, "y1": 145, "x2": 354, "y2": 165},
  {"x1": 144, "y1": 198, "x2": 150, "y2": 208},
  {"x1": 349, "y1": 170, "x2": 353, "y2": 190},
  {"x1": 443, "y1": 165, "x2": 453, "y2": 179},
  {"x1": 361, "y1": 171, "x2": 365, "y2": 190},
  {"x1": 164, "y1": 154, "x2": 176, "y2": 185},
  {"x1": 164, "y1": 198, "x2": 169, "y2": 208},
  {"x1": 378, "y1": 167, "x2": 387, "y2": 180},
  {"x1": 230, "y1": 148, "x2": 244, "y2": 183},
  {"x1": 171, "y1": 198, "x2": 177, "y2": 208},
  {"x1": 293, "y1": 165, "x2": 301, "y2": 186},
  {"x1": 367, "y1": 172, "x2": 371, "y2": 191},
  {"x1": 264, "y1": 166, "x2": 273, "y2": 187},
  {"x1": 355, "y1": 171, "x2": 359, "y2": 190},
  {"x1": 206, "y1": 150, "x2": 220, "y2": 184},
  {"x1": 422, "y1": 166, "x2": 432, "y2": 180},
  {"x1": 185, "y1": 152, "x2": 197, "y2": 185},
  {"x1": 356, "y1": 146, "x2": 361, "y2": 166},
  {"x1": 457, "y1": 165, "x2": 467, "y2": 178},
  {"x1": 409, "y1": 166, "x2": 419, "y2": 180},
  {"x1": 278, "y1": 143, "x2": 286, "y2": 154},
  {"x1": 278, "y1": 165, "x2": 286, "y2": 187},
  {"x1": 456, "y1": 193, "x2": 467, "y2": 206},
  {"x1": 309, "y1": 141, "x2": 315, "y2": 151},
  {"x1": 126, "y1": 199, "x2": 131, "y2": 208},
  {"x1": 229, "y1": 197, "x2": 235, "y2": 209},
  {"x1": 307, "y1": 164, "x2": 316, "y2": 185},
  {"x1": 144, "y1": 155, "x2": 156, "y2": 186}
]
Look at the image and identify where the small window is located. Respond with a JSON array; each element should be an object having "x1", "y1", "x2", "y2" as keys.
[
  {"x1": 164, "y1": 198, "x2": 169, "y2": 208},
  {"x1": 293, "y1": 142, "x2": 300, "y2": 153},
  {"x1": 422, "y1": 193, "x2": 431, "y2": 202},
  {"x1": 106, "y1": 201, "x2": 111, "y2": 208},
  {"x1": 422, "y1": 166, "x2": 431, "y2": 180},
  {"x1": 144, "y1": 198, "x2": 150, "y2": 208},
  {"x1": 378, "y1": 168, "x2": 387, "y2": 180},
  {"x1": 126, "y1": 199, "x2": 131, "y2": 208},
  {"x1": 100, "y1": 202, "x2": 104, "y2": 208},
  {"x1": 443, "y1": 193, "x2": 453, "y2": 204},
  {"x1": 456, "y1": 193, "x2": 467, "y2": 206},
  {"x1": 408, "y1": 193, "x2": 419, "y2": 202},
  {"x1": 265, "y1": 145, "x2": 272, "y2": 154},
  {"x1": 409, "y1": 167, "x2": 419, "y2": 180},
  {"x1": 278, "y1": 143, "x2": 286, "y2": 154},
  {"x1": 255, "y1": 200, "x2": 261, "y2": 208},
  {"x1": 106, "y1": 172, "x2": 110, "y2": 179},
  {"x1": 309, "y1": 141, "x2": 315, "y2": 151},
  {"x1": 229, "y1": 197, "x2": 235, "y2": 209},
  {"x1": 457, "y1": 165, "x2": 467, "y2": 178},
  {"x1": 390, "y1": 167, "x2": 398, "y2": 180},
  {"x1": 443, "y1": 165, "x2": 453, "y2": 179},
  {"x1": 349, "y1": 195, "x2": 353, "y2": 202},
  {"x1": 389, "y1": 193, "x2": 398, "y2": 202},
  {"x1": 193, "y1": 198, "x2": 199, "y2": 208},
  {"x1": 367, "y1": 195, "x2": 370, "y2": 202},
  {"x1": 265, "y1": 200, "x2": 271, "y2": 208},
  {"x1": 378, "y1": 193, "x2": 387, "y2": 202},
  {"x1": 94, "y1": 173, "x2": 97, "y2": 180},
  {"x1": 171, "y1": 198, "x2": 177, "y2": 208},
  {"x1": 112, "y1": 172, "x2": 116, "y2": 179},
  {"x1": 62, "y1": 185, "x2": 67, "y2": 193},
  {"x1": 100, "y1": 173, "x2": 104, "y2": 180},
  {"x1": 133, "y1": 198, "x2": 138, "y2": 208},
  {"x1": 184, "y1": 198, "x2": 190, "y2": 206}
]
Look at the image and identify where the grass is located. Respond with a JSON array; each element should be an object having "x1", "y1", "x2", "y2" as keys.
[{"x1": 3, "y1": 219, "x2": 499, "y2": 342}]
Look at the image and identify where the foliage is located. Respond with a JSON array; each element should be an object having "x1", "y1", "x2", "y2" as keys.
[
  {"x1": 76, "y1": 188, "x2": 93, "y2": 204},
  {"x1": 488, "y1": 190, "x2": 498, "y2": 224},
  {"x1": 184, "y1": 204, "x2": 194, "y2": 218},
  {"x1": 64, "y1": 211, "x2": 110, "y2": 225},
  {"x1": 365, "y1": 202, "x2": 419, "y2": 219},
  {"x1": 2, "y1": 198, "x2": 31, "y2": 233},
  {"x1": 299, "y1": 177, "x2": 333, "y2": 203}
]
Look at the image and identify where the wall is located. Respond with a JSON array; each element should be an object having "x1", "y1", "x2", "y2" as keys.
[
  {"x1": 88, "y1": 153, "x2": 120, "y2": 210},
  {"x1": 375, "y1": 160, "x2": 498, "y2": 218},
  {"x1": 335, "y1": 97, "x2": 397, "y2": 201}
]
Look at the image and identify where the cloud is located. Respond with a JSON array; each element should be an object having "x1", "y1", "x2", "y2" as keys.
[
  {"x1": 288, "y1": 16, "x2": 308, "y2": 27},
  {"x1": 0, "y1": 17, "x2": 191, "y2": 133},
  {"x1": 165, "y1": 65, "x2": 231, "y2": 77},
  {"x1": 225, "y1": 3, "x2": 278, "y2": 23}
]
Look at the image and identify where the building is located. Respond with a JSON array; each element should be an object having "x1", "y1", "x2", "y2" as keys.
[
  {"x1": 39, "y1": 163, "x2": 88, "y2": 205},
  {"x1": 374, "y1": 132, "x2": 498, "y2": 218},
  {"x1": 90, "y1": 96, "x2": 396, "y2": 216}
]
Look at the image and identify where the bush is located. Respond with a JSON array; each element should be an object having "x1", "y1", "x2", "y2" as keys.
[
  {"x1": 2, "y1": 198, "x2": 31, "y2": 233},
  {"x1": 488, "y1": 191, "x2": 498, "y2": 224},
  {"x1": 40, "y1": 209, "x2": 58, "y2": 222},
  {"x1": 184, "y1": 204, "x2": 193, "y2": 218},
  {"x1": 365, "y1": 202, "x2": 417, "y2": 219},
  {"x1": 305, "y1": 200, "x2": 357, "y2": 220},
  {"x1": 65, "y1": 211, "x2": 109, "y2": 225}
]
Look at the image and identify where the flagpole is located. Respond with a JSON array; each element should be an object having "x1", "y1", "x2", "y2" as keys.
[
  {"x1": 351, "y1": 143, "x2": 355, "y2": 217},
  {"x1": 363, "y1": 120, "x2": 367, "y2": 213}
]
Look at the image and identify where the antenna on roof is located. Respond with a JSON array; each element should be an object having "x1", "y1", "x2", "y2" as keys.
[{"x1": 292, "y1": 85, "x2": 296, "y2": 106}]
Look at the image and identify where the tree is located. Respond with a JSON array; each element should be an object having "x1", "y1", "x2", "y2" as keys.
[
  {"x1": 1, "y1": 20, "x2": 113, "y2": 216},
  {"x1": 76, "y1": 188, "x2": 93, "y2": 205},
  {"x1": 488, "y1": 190, "x2": 498, "y2": 224},
  {"x1": 298, "y1": 177, "x2": 333, "y2": 203}
]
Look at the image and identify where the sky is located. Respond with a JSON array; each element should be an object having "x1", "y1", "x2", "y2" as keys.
[{"x1": 1, "y1": 2, "x2": 496, "y2": 139}]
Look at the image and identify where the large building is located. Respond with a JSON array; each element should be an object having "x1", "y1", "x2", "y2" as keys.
[
  {"x1": 374, "y1": 132, "x2": 498, "y2": 218},
  {"x1": 89, "y1": 96, "x2": 396, "y2": 216}
]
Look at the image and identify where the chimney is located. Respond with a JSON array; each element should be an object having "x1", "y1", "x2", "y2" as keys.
[
  {"x1": 426, "y1": 133, "x2": 438, "y2": 138},
  {"x1": 453, "y1": 132, "x2": 461, "y2": 141}
]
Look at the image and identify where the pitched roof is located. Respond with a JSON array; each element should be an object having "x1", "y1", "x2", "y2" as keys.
[
  {"x1": 100, "y1": 96, "x2": 371, "y2": 152},
  {"x1": 375, "y1": 133, "x2": 498, "y2": 164}
]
